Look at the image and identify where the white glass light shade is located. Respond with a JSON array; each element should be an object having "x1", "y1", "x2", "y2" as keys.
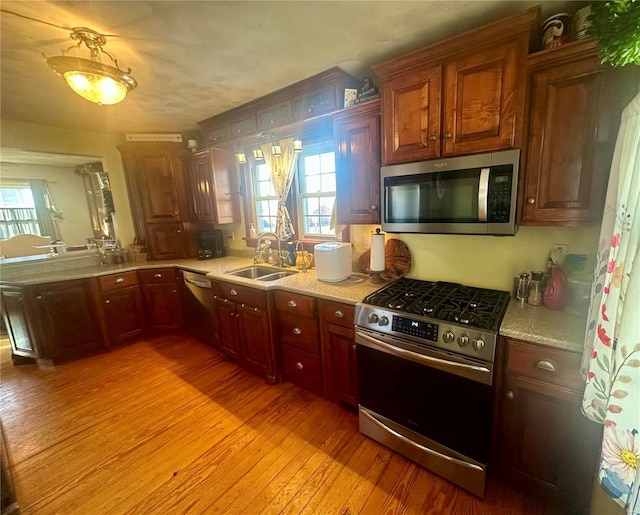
[
  {"x1": 235, "y1": 152, "x2": 247, "y2": 164},
  {"x1": 293, "y1": 138, "x2": 303, "y2": 153},
  {"x1": 253, "y1": 148, "x2": 264, "y2": 160},
  {"x1": 47, "y1": 56, "x2": 137, "y2": 106},
  {"x1": 271, "y1": 143, "x2": 282, "y2": 156}
]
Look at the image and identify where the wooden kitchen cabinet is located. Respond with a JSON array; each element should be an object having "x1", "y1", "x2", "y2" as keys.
[
  {"x1": 521, "y1": 39, "x2": 640, "y2": 225},
  {"x1": 28, "y1": 279, "x2": 108, "y2": 361},
  {"x1": 118, "y1": 142, "x2": 196, "y2": 260},
  {"x1": 98, "y1": 271, "x2": 146, "y2": 344},
  {"x1": 212, "y1": 280, "x2": 277, "y2": 383},
  {"x1": 187, "y1": 148, "x2": 241, "y2": 225},
  {"x1": 373, "y1": 8, "x2": 535, "y2": 165},
  {"x1": 274, "y1": 290, "x2": 323, "y2": 394},
  {"x1": 333, "y1": 99, "x2": 381, "y2": 225},
  {"x1": 499, "y1": 337, "x2": 602, "y2": 513},
  {"x1": 0, "y1": 286, "x2": 40, "y2": 360},
  {"x1": 139, "y1": 268, "x2": 183, "y2": 331},
  {"x1": 319, "y1": 300, "x2": 357, "y2": 407}
]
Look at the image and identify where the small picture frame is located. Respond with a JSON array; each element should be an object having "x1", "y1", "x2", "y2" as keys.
[{"x1": 344, "y1": 88, "x2": 358, "y2": 108}]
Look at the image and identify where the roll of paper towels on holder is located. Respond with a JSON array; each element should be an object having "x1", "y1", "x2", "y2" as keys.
[{"x1": 370, "y1": 229, "x2": 385, "y2": 272}]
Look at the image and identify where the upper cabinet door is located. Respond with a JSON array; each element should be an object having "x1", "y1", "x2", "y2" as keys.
[
  {"x1": 382, "y1": 66, "x2": 442, "y2": 164},
  {"x1": 443, "y1": 40, "x2": 521, "y2": 156},
  {"x1": 136, "y1": 152, "x2": 184, "y2": 223},
  {"x1": 189, "y1": 150, "x2": 216, "y2": 224},
  {"x1": 209, "y1": 148, "x2": 241, "y2": 225},
  {"x1": 334, "y1": 100, "x2": 381, "y2": 225}
]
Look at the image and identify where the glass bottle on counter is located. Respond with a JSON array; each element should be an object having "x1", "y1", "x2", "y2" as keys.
[{"x1": 527, "y1": 271, "x2": 544, "y2": 306}]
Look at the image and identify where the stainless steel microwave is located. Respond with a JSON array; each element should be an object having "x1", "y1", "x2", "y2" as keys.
[{"x1": 381, "y1": 149, "x2": 520, "y2": 236}]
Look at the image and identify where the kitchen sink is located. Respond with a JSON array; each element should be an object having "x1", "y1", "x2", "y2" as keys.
[{"x1": 225, "y1": 265, "x2": 298, "y2": 281}]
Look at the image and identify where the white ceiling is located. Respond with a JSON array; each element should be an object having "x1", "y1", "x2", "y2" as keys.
[{"x1": 1, "y1": 1, "x2": 583, "y2": 137}]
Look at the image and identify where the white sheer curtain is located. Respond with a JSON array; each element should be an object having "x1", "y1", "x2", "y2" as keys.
[
  {"x1": 581, "y1": 91, "x2": 640, "y2": 515},
  {"x1": 260, "y1": 137, "x2": 298, "y2": 240}
]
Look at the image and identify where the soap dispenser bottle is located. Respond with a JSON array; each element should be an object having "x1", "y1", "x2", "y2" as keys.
[{"x1": 544, "y1": 266, "x2": 566, "y2": 310}]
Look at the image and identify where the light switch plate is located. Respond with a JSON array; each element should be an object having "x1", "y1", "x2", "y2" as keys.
[{"x1": 550, "y1": 244, "x2": 568, "y2": 265}]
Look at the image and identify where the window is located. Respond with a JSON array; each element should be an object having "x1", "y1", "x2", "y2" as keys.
[
  {"x1": 297, "y1": 141, "x2": 336, "y2": 238},
  {"x1": 0, "y1": 182, "x2": 41, "y2": 239},
  {"x1": 245, "y1": 133, "x2": 341, "y2": 244}
]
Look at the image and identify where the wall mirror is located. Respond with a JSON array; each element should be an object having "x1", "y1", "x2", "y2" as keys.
[{"x1": 0, "y1": 148, "x2": 117, "y2": 257}]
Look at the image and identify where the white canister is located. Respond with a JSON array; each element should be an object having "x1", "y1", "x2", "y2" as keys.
[{"x1": 314, "y1": 242, "x2": 352, "y2": 282}]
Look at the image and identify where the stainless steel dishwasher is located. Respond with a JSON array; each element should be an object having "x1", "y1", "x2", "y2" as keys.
[{"x1": 181, "y1": 270, "x2": 216, "y2": 346}]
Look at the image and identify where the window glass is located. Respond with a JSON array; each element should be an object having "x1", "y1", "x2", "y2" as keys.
[{"x1": 297, "y1": 143, "x2": 336, "y2": 238}]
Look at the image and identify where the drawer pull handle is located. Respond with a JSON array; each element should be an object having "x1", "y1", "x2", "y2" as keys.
[
  {"x1": 230, "y1": 289, "x2": 238, "y2": 296},
  {"x1": 506, "y1": 391, "x2": 514, "y2": 400},
  {"x1": 114, "y1": 277, "x2": 125, "y2": 284},
  {"x1": 535, "y1": 359, "x2": 558, "y2": 372},
  {"x1": 154, "y1": 273, "x2": 162, "y2": 278},
  {"x1": 295, "y1": 361, "x2": 304, "y2": 370},
  {"x1": 288, "y1": 300, "x2": 297, "y2": 308},
  {"x1": 335, "y1": 310, "x2": 345, "y2": 318},
  {"x1": 293, "y1": 327, "x2": 301, "y2": 335}
]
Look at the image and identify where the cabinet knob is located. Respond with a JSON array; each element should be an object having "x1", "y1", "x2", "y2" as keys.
[
  {"x1": 527, "y1": 197, "x2": 536, "y2": 204},
  {"x1": 443, "y1": 132, "x2": 452, "y2": 139},
  {"x1": 172, "y1": 289, "x2": 177, "y2": 293},
  {"x1": 295, "y1": 361, "x2": 304, "y2": 370},
  {"x1": 370, "y1": 205, "x2": 377, "y2": 211},
  {"x1": 105, "y1": 300, "x2": 111, "y2": 304},
  {"x1": 293, "y1": 327, "x2": 302, "y2": 335},
  {"x1": 240, "y1": 303, "x2": 246, "y2": 308},
  {"x1": 506, "y1": 391, "x2": 515, "y2": 400},
  {"x1": 230, "y1": 289, "x2": 238, "y2": 296},
  {"x1": 428, "y1": 135, "x2": 437, "y2": 141},
  {"x1": 36, "y1": 295, "x2": 43, "y2": 300},
  {"x1": 335, "y1": 310, "x2": 344, "y2": 318},
  {"x1": 213, "y1": 295, "x2": 219, "y2": 300},
  {"x1": 154, "y1": 273, "x2": 162, "y2": 278},
  {"x1": 288, "y1": 300, "x2": 297, "y2": 308},
  {"x1": 115, "y1": 277, "x2": 125, "y2": 284}
]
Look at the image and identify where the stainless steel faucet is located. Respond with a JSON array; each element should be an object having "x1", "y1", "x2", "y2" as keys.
[
  {"x1": 295, "y1": 240, "x2": 307, "y2": 272},
  {"x1": 255, "y1": 232, "x2": 283, "y2": 267}
]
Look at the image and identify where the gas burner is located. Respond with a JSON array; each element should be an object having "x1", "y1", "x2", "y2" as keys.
[{"x1": 362, "y1": 277, "x2": 510, "y2": 332}]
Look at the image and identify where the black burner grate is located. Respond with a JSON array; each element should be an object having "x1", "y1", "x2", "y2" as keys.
[{"x1": 363, "y1": 278, "x2": 510, "y2": 331}]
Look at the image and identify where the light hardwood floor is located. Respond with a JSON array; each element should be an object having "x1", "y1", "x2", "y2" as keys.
[{"x1": 0, "y1": 333, "x2": 563, "y2": 514}]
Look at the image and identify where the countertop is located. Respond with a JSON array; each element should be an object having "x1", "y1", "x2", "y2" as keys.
[
  {"x1": 499, "y1": 299, "x2": 587, "y2": 353},
  {"x1": 1, "y1": 255, "x2": 587, "y2": 352}
]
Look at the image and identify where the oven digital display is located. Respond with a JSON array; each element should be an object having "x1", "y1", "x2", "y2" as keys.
[{"x1": 392, "y1": 316, "x2": 439, "y2": 342}]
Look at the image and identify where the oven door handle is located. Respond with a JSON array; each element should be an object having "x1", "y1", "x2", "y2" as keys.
[
  {"x1": 360, "y1": 407, "x2": 484, "y2": 472},
  {"x1": 356, "y1": 330, "x2": 492, "y2": 385}
]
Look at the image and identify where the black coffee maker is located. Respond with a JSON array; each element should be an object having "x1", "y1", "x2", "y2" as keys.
[{"x1": 195, "y1": 230, "x2": 225, "y2": 259}]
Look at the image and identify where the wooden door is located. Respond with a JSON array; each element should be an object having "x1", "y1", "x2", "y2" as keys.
[
  {"x1": 321, "y1": 322, "x2": 357, "y2": 407},
  {"x1": 443, "y1": 39, "x2": 522, "y2": 156},
  {"x1": 145, "y1": 223, "x2": 186, "y2": 260},
  {"x1": 189, "y1": 150, "x2": 216, "y2": 223},
  {"x1": 500, "y1": 374, "x2": 602, "y2": 511},
  {"x1": 209, "y1": 148, "x2": 241, "y2": 224},
  {"x1": 102, "y1": 285, "x2": 146, "y2": 344},
  {"x1": 141, "y1": 282, "x2": 182, "y2": 331},
  {"x1": 238, "y1": 303, "x2": 270, "y2": 375},
  {"x1": 213, "y1": 297, "x2": 241, "y2": 359},
  {"x1": 136, "y1": 152, "x2": 184, "y2": 224},
  {"x1": 334, "y1": 101, "x2": 381, "y2": 225},
  {"x1": 382, "y1": 65, "x2": 442, "y2": 164},
  {"x1": 0, "y1": 287, "x2": 39, "y2": 359},
  {"x1": 522, "y1": 53, "x2": 615, "y2": 224},
  {"x1": 30, "y1": 279, "x2": 107, "y2": 359}
]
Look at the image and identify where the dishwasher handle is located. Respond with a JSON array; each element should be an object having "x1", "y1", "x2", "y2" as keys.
[{"x1": 184, "y1": 275, "x2": 212, "y2": 289}]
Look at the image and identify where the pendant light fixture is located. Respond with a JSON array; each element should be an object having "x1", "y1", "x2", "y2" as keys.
[{"x1": 45, "y1": 27, "x2": 137, "y2": 106}]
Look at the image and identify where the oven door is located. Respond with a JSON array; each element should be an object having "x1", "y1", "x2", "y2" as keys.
[{"x1": 355, "y1": 327, "x2": 494, "y2": 496}]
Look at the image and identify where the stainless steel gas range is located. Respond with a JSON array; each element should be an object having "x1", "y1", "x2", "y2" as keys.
[{"x1": 354, "y1": 278, "x2": 511, "y2": 497}]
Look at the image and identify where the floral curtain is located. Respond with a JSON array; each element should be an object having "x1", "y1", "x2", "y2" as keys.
[
  {"x1": 261, "y1": 137, "x2": 298, "y2": 240},
  {"x1": 581, "y1": 92, "x2": 640, "y2": 514}
]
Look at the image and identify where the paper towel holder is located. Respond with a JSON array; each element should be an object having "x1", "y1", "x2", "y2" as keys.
[{"x1": 369, "y1": 228, "x2": 386, "y2": 284}]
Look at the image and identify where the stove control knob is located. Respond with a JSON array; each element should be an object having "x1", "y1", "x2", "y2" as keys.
[
  {"x1": 367, "y1": 313, "x2": 379, "y2": 324},
  {"x1": 378, "y1": 316, "x2": 389, "y2": 326},
  {"x1": 472, "y1": 338, "x2": 485, "y2": 351},
  {"x1": 443, "y1": 331, "x2": 455, "y2": 343},
  {"x1": 458, "y1": 334, "x2": 469, "y2": 347}
]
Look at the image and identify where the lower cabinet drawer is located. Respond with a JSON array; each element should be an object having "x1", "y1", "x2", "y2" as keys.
[
  {"x1": 281, "y1": 344, "x2": 323, "y2": 393},
  {"x1": 99, "y1": 271, "x2": 139, "y2": 292},
  {"x1": 278, "y1": 315, "x2": 320, "y2": 353}
]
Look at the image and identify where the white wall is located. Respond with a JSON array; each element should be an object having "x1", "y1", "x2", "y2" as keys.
[{"x1": 351, "y1": 224, "x2": 600, "y2": 292}]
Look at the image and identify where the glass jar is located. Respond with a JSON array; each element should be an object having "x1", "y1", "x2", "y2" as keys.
[{"x1": 527, "y1": 271, "x2": 544, "y2": 306}]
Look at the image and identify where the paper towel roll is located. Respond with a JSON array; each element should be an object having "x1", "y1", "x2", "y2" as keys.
[{"x1": 370, "y1": 229, "x2": 385, "y2": 272}]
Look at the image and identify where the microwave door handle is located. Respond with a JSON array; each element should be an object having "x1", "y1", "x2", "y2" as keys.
[{"x1": 478, "y1": 167, "x2": 490, "y2": 222}]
